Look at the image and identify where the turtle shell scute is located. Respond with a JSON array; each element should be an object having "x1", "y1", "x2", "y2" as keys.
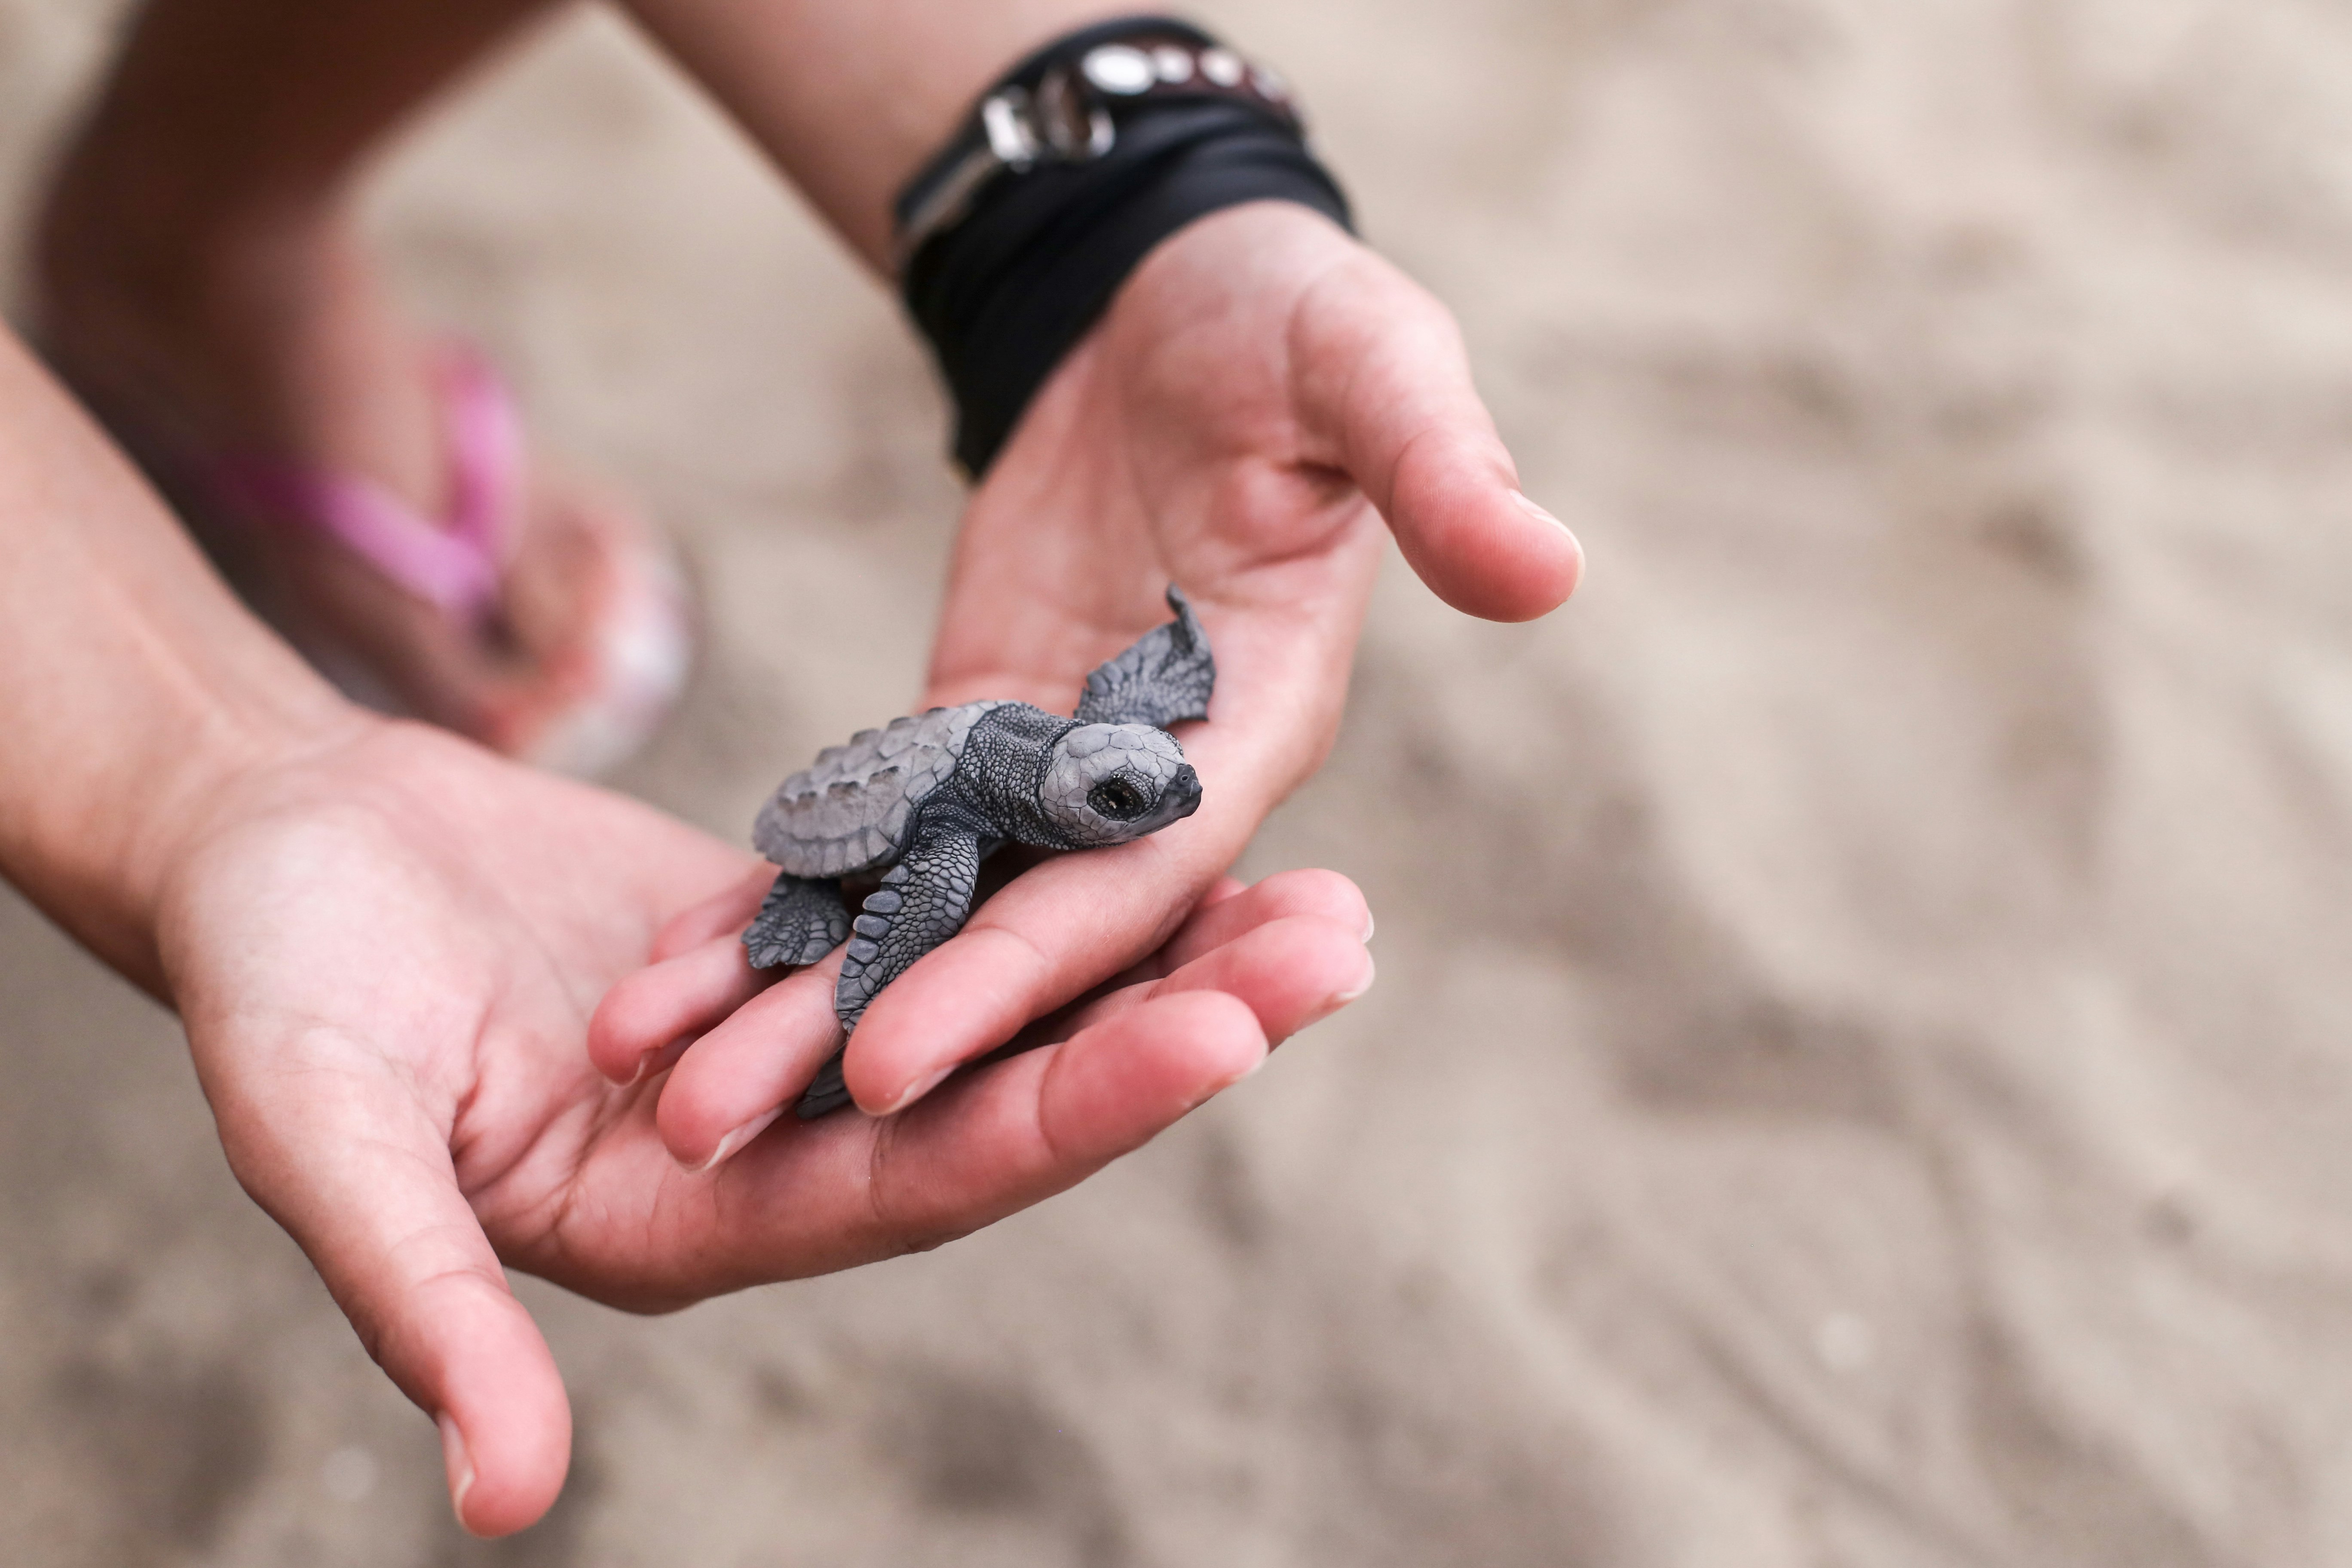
[{"x1": 752, "y1": 701, "x2": 1005, "y2": 878}]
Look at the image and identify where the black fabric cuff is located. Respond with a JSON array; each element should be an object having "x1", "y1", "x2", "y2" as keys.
[{"x1": 899, "y1": 76, "x2": 1352, "y2": 477}]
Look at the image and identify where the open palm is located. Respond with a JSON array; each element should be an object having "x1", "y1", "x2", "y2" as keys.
[
  {"x1": 825, "y1": 202, "x2": 1582, "y2": 1112},
  {"x1": 156, "y1": 720, "x2": 1372, "y2": 1534}
]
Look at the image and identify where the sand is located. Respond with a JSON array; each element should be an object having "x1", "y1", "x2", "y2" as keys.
[{"x1": 6, "y1": 0, "x2": 2352, "y2": 1562}]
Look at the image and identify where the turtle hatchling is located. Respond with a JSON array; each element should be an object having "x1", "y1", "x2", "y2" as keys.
[{"x1": 745, "y1": 587, "x2": 1215, "y2": 1118}]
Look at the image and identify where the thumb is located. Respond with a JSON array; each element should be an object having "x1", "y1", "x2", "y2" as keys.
[
  {"x1": 1294, "y1": 253, "x2": 1584, "y2": 622},
  {"x1": 206, "y1": 1034, "x2": 571, "y2": 1537}
]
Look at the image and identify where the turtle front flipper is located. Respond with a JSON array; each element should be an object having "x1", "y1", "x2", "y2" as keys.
[
  {"x1": 796, "y1": 827, "x2": 984, "y2": 1119},
  {"x1": 743, "y1": 874, "x2": 850, "y2": 970},
  {"x1": 1072, "y1": 586, "x2": 1215, "y2": 728}
]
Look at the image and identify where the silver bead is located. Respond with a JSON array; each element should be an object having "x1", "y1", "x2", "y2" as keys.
[
  {"x1": 1082, "y1": 44, "x2": 1157, "y2": 95},
  {"x1": 1153, "y1": 45, "x2": 1196, "y2": 83},
  {"x1": 1200, "y1": 48, "x2": 1246, "y2": 88}
]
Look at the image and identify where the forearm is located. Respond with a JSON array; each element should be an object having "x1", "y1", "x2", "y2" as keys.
[
  {"x1": 47, "y1": 0, "x2": 555, "y2": 244},
  {"x1": 622, "y1": 0, "x2": 1133, "y2": 266},
  {"x1": 0, "y1": 330, "x2": 355, "y2": 987}
]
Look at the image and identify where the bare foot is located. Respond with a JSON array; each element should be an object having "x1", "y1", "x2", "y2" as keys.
[{"x1": 34, "y1": 165, "x2": 689, "y2": 769}]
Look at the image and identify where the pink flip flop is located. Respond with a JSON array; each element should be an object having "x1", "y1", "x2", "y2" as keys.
[{"x1": 197, "y1": 345, "x2": 694, "y2": 776}]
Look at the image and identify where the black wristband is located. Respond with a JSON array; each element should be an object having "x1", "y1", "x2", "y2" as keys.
[{"x1": 895, "y1": 18, "x2": 1353, "y2": 478}]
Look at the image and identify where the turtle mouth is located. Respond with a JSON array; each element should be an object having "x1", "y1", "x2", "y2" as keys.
[{"x1": 1137, "y1": 764, "x2": 1203, "y2": 831}]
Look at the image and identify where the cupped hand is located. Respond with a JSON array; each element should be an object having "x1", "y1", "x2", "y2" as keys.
[
  {"x1": 830, "y1": 200, "x2": 1580, "y2": 1114},
  {"x1": 157, "y1": 720, "x2": 1371, "y2": 1536}
]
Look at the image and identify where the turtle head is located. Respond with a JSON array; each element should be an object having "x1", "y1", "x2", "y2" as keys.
[{"x1": 1038, "y1": 723, "x2": 1202, "y2": 846}]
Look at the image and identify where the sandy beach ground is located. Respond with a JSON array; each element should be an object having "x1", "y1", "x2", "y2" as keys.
[{"x1": 6, "y1": 1, "x2": 2352, "y2": 1563}]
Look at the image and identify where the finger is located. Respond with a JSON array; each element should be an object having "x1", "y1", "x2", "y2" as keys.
[
  {"x1": 838, "y1": 827, "x2": 1219, "y2": 1115},
  {"x1": 876, "y1": 991, "x2": 1267, "y2": 1244},
  {"x1": 654, "y1": 953, "x2": 845, "y2": 1170},
  {"x1": 837, "y1": 793, "x2": 1351, "y2": 1113},
  {"x1": 588, "y1": 930, "x2": 766, "y2": 1084},
  {"x1": 617, "y1": 873, "x2": 1358, "y2": 1139},
  {"x1": 204, "y1": 1036, "x2": 570, "y2": 1537},
  {"x1": 1089, "y1": 872, "x2": 1255, "y2": 992},
  {"x1": 1146, "y1": 868, "x2": 1370, "y2": 977},
  {"x1": 1039, "y1": 988, "x2": 1268, "y2": 1137},
  {"x1": 1056, "y1": 912, "x2": 1373, "y2": 1049},
  {"x1": 1294, "y1": 254, "x2": 1583, "y2": 622},
  {"x1": 712, "y1": 990, "x2": 1268, "y2": 1275},
  {"x1": 651, "y1": 864, "x2": 774, "y2": 962},
  {"x1": 1087, "y1": 867, "x2": 1364, "y2": 996}
]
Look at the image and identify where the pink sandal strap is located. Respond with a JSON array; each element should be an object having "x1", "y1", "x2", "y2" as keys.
[{"x1": 205, "y1": 346, "x2": 525, "y2": 623}]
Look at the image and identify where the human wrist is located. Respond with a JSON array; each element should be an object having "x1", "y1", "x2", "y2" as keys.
[
  {"x1": 0, "y1": 321, "x2": 379, "y2": 992},
  {"x1": 24, "y1": 680, "x2": 374, "y2": 997},
  {"x1": 986, "y1": 199, "x2": 1357, "y2": 462},
  {"x1": 1108, "y1": 196, "x2": 1360, "y2": 325}
]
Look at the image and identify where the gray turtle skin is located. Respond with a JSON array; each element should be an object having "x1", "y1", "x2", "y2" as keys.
[{"x1": 744, "y1": 588, "x2": 1214, "y2": 1117}]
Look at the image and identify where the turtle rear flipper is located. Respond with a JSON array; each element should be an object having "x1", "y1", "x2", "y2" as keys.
[
  {"x1": 743, "y1": 874, "x2": 849, "y2": 970},
  {"x1": 796, "y1": 827, "x2": 984, "y2": 1118},
  {"x1": 797, "y1": 1054, "x2": 853, "y2": 1120},
  {"x1": 1073, "y1": 586, "x2": 1214, "y2": 729}
]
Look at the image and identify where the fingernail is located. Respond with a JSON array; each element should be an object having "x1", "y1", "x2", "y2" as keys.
[
  {"x1": 1361, "y1": 911, "x2": 1377, "y2": 943},
  {"x1": 1294, "y1": 956, "x2": 1378, "y2": 1032},
  {"x1": 690, "y1": 1106, "x2": 783, "y2": 1175},
  {"x1": 625, "y1": 1048, "x2": 662, "y2": 1087},
  {"x1": 885, "y1": 1064, "x2": 956, "y2": 1116},
  {"x1": 1511, "y1": 490, "x2": 1574, "y2": 534},
  {"x1": 437, "y1": 1413, "x2": 481, "y2": 1537},
  {"x1": 1188, "y1": 1044, "x2": 1272, "y2": 1112}
]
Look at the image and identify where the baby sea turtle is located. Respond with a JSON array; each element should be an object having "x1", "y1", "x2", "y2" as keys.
[{"x1": 745, "y1": 587, "x2": 1214, "y2": 1117}]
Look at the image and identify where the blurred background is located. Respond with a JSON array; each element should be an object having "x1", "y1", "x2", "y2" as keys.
[{"x1": 7, "y1": 0, "x2": 2352, "y2": 1562}]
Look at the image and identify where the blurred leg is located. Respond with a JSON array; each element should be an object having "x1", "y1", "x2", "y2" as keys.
[
  {"x1": 38, "y1": 0, "x2": 557, "y2": 497},
  {"x1": 35, "y1": 0, "x2": 689, "y2": 767}
]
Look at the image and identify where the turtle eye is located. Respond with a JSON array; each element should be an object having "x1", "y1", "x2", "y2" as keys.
[{"x1": 1088, "y1": 775, "x2": 1149, "y2": 820}]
